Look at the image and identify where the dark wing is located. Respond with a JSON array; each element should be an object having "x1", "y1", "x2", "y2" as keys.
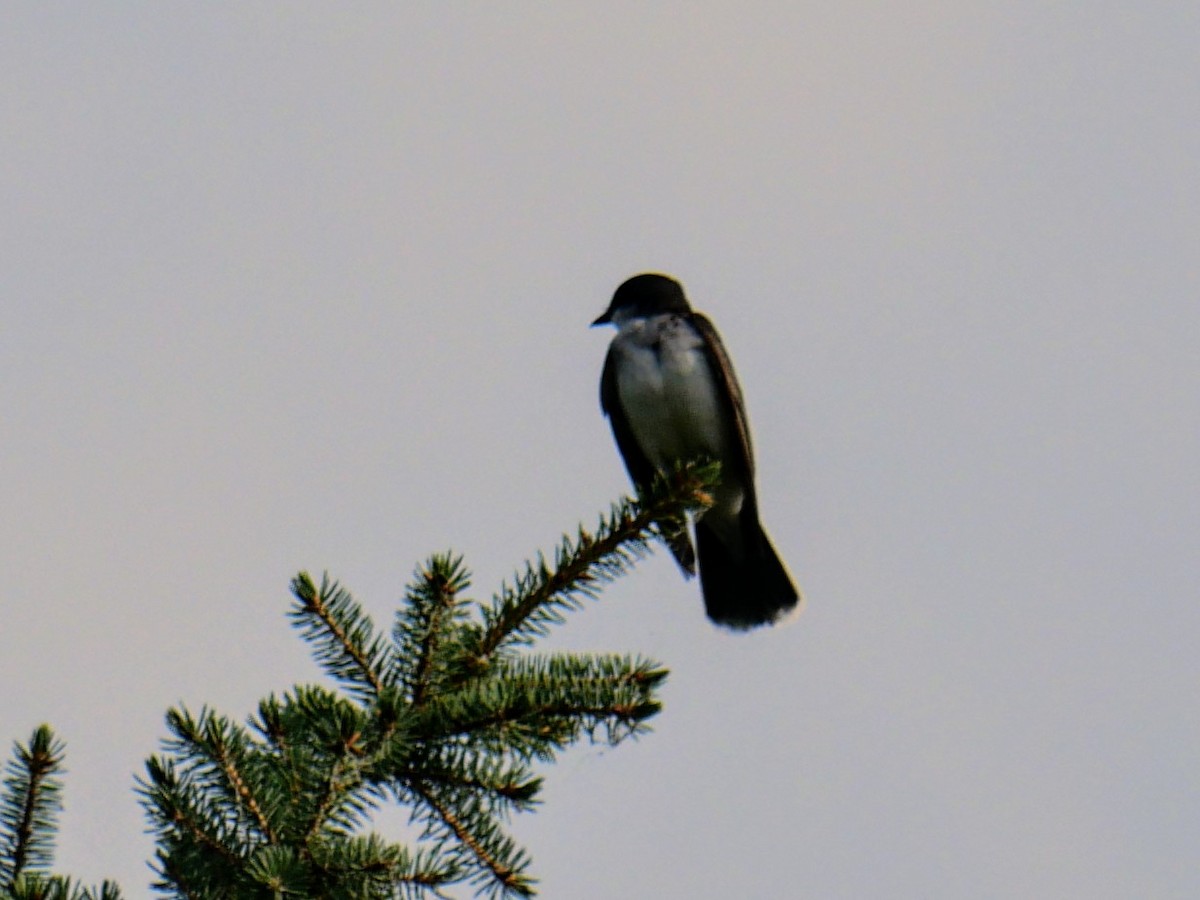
[
  {"x1": 599, "y1": 343, "x2": 656, "y2": 491},
  {"x1": 689, "y1": 313, "x2": 755, "y2": 482}
]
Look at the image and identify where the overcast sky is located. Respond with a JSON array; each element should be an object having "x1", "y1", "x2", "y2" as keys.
[{"x1": 3, "y1": 5, "x2": 1198, "y2": 898}]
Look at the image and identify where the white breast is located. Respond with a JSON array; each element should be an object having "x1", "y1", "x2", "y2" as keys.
[{"x1": 613, "y1": 315, "x2": 732, "y2": 470}]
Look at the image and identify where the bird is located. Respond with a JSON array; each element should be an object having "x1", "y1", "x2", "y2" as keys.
[{"x1": 592, "y1": 272, "x2": 801, "y2": 629}]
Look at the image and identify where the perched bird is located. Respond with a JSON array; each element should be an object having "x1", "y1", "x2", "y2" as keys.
[{"x1": 592, "y1": 272, "x2": 802, "y2": 629}]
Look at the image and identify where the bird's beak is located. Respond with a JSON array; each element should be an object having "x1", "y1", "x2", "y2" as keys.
[{"x1": 591, "y1": 309, "x2": 613, "y2": 327}]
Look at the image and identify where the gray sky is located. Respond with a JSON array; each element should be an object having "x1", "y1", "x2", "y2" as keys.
[{"x1": 3, "y1": 5, "x2": 1198, "y2": 898}]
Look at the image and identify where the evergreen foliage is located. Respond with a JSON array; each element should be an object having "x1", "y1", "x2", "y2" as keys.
[
  {"x1": 0, "y1": 726, "x2": 123, "y2": 900},
  {"x1": 2, "y1": 462, "x2": 717, "y2": 899}
]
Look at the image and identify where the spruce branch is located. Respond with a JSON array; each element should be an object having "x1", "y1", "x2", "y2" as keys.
[
  {"x1": 404, "y1": 748, "x2": 541, "y2": 814},
  {"x1": 307, "y1": 835, "x2": 460, "y2": 899},
  {"x1": 471, "y1": 459, "x2": 718, "y2": 662},
  {"x1": 4, "y1": 875, "x2": 124, "y2": 900},
  {"x1": 162, "y1": 708, "x2": 279, "y2": 846},
  {"x1": 1, "y1": 727, "x2": 124, "y2": 900},
  {"x1": 290, "y1": 572, "x2": 395, "y2": 701},
  {"x1": 406, "y1": 781, "x2": 535, "y2": 899},
  {"x1": 409, "y1": 652, "x2": 666, "y2": 763},
  {"x1": 139, "y1": 755, "x2": 248, "y2": 873},
  {"x1": 1, "y1": 725, "x2": 65, "y2": 887},
  {"x1": 391, "y1": 554, "x2": 473, "y2": 707},
  {"x1": 6, "y1": 469, "x2": 703, "y2": 897}
]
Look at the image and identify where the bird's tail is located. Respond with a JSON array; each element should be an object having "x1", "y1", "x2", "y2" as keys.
[{"x1": 695, "y1": 514, "x2": 801, "y2": 630}]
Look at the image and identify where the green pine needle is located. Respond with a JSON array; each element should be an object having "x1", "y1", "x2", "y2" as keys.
[
  {"x1": 391, "y1": 554, "x2": 475, "y2": 706},
  {"x1": 289, "y1": 572, "x2": 397, "y2": 702},
  {"x1": 8, "y1": 466, "x2": 714, "y2": 898},
  {"x1": 1, "y1": 725, "x2": 66, "y2": 885},
  {"x1": 470, "y1": 459, "x2": 718, "y2": 662}
]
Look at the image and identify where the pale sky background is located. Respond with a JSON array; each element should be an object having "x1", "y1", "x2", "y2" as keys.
[{"x1": 3, "y1": 5, "x2": 1198, "y2": 898}]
